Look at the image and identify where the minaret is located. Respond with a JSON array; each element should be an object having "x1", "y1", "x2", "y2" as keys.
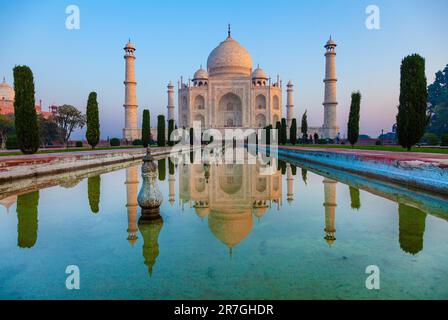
[
  {"x1": 286, "y1": 163, "x2": 294, "y2": 204},
  {"x1": 167, "y1": 81, "x2": 175, "y2": 121},
  {"x1": 322, "y1": 36, "x2": 339, "y2": 139},
  {"x1": 323, "y1": 178, "x2": 337, "y2": 246},
  {"x1": 125, "y1": 166, "x2": 139, "y2": 246},
  {"x1": 286, "y1": 81, "x2": 294, "y2": 129},
  {"x1": 123, "y1": 39, "x2": 141, "y2": 141}
]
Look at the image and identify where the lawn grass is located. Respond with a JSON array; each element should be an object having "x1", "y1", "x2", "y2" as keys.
[
  {"x1": 0, "y1": 145, "x2": 147, "y2": 157},
  {"x1": 287, "y1": 144, "x2": 448, "y2": 154}
]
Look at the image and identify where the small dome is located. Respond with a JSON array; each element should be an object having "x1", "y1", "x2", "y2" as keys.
[
  {"x1": 252, "y1": 66, "x2": 268, "y2": 79},
  {"x1": 325, "y1": 37, "x2": 337, "y2": 47},
  {"x1": 124, "y1": 39, "x2": 135, "y2": 50},
  {"x1": 0, "y1": 78, "x2": 15, "y2": 101},
  {"x1": 207, "y1": 36, "x2": 253, "y2": 77},
  {"x1": 193, "y1": 68, "x2": 209, "y2": 80}
]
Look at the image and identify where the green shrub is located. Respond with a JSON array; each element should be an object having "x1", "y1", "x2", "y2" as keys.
[
  {"x1": 132, "y1": 139, "x2": 142, "y2": 146},
  {"x1": 317, "y1": 139, "x2": 327, "y2": 145},
  {"x1": 110, "y1": 138, "x2": 120, "y2": 147},
  {"x1": 441, "y1": 134, "x2": 448, "y2": 146},
  {"x1": 423, "y1": 133, "x2": 439, "y2": 145},
  {"x1": 375, "y1": 140, "x2": 383, "y2": 146},
  {"x1": 75, "y1": 141, "x2": 83, "y2": 148},
  {"x1": 6, "y1": 134, "x2": 18, "y2": 150}
]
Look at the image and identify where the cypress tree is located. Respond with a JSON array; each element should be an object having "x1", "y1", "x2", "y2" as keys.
[
  {"x1": 88, "y1": 175, "x2": 101, "y2": 214},
  {"x1": 349, "y1": 186, "x2": 361, "y2": 210},
  {"x1": 347, "y1": 91, "x2": 361, "y2": 147},
  {"x1": 265, "y1": 125, "x2": 272, "y2": 145},
  {"x1": 16, "y1": 191, "x2": 39, "y2": 248},
  {"x1": 189, "y1": 127, "x2": 194, "y2": 146},
  {"x1": 142, "y1": 109, "x2": 150, "y2": 147},
  {"x1": 86, "y1": 92, "x2": 100, "y2": 149},
  {"x1": 290, "y1": 118, "x2": 297, "y2": 145},
  {"x1": 396, "y1": 54, "x2": 429, "y2": 151},
  {"x1": 301, "y1": 168, "x2": 308, "y2": 185},
  {"x1": 301, "y1": 111, "x2": 308, "y2": 140},
  {"x1": 158, "y1": 159, "x2": 166, "y2": 181},
  {"x1": 281, "y1": 118, "x2": 287, "y2": 145},
  {"x1": 13, "y1": 66, "x2": 39, "y2": 154},
  {"x1": 275, "y1": 121, "x2": 281, "y2": 145},
  {"x1": 398, "y1": 203, "x2": 427, "y2": 255},
  {"x1": 157, "y1": 115, "x2": 166, "y2": 147},
  {"x1": 169, "y1": 158, "x2": 175, "y2": 175},
  {"x1": 168, "y1": 119, "x2": 175, "y2": 146}
]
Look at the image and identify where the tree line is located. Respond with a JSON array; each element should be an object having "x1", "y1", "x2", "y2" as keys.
[{"x1": 0, "y1": 66, "x2": 99, "y2": 153}]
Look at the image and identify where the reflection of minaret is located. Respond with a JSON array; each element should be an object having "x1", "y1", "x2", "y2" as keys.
[
  {"x1": 125, "y1": 166, "x2": 139, "y2": 246},
  {"x1": 168, "y1": 173, "x2": 175, "y2": 206},
  {"x1": 138, "y1": 215, "x2": 164, "y2": 277},
  {"x1": 323, "y1": 178, "x2": 337, "y2": 246},
  {"x1": 286, "y1": 163, "x2": 294, "y2": 204}
]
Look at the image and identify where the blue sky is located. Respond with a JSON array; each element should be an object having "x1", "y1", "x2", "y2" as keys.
[{"x1": 0, "y1": 0, "x2": 447, "y2": 139}]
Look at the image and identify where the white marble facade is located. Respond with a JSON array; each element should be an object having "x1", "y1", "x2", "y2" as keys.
[
  {"x1": 122, "y1": 30, "x2": 339, "y2": 140},
  {"x1": 177, "y1": 31, "x2": 283, "y2": 132}
]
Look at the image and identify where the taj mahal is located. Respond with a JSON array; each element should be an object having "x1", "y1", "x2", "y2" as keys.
[{"x1": 122, "y1": 27, "x2": 339, "y2": 141}]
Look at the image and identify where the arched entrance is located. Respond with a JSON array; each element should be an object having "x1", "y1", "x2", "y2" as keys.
[
  {"x1": 219, "y1": 93, "x2": 242, "y2": 127},
  {"x1": 255, "y1": 114, "x2": 266, "y2": 128}
]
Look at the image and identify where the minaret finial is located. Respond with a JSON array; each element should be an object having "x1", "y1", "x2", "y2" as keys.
[{"x1": 228, "y1": 23, "x2": 231, "y2": 38}]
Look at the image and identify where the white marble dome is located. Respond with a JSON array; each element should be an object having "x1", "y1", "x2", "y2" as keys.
[
  {"x1": 207, "y1": 36, "x2": 253, "y2": 77},
  {"x1": 0, "y1": 78, "x2": 15, "y2": 101},
  {"x1": 193, "y1": 67, "x2": 209, "y2": 80},
  {"x1": 252, "y1": 66, "x2": 268, "y2": 79}
]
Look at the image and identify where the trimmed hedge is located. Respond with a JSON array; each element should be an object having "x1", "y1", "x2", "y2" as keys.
[{"x1": 110, "y1": 138, "x2": 120, "y2": 147}]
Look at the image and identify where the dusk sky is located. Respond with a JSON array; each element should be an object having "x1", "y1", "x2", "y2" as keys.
[{"x1": 0, "y1": 0, "x2": 447, "y2": 139}]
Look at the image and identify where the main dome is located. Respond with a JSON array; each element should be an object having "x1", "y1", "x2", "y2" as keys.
[
  {"x1": 0, "y1": 78, "x2": 15, "y2": 101},
  {"x1": 207, "y1": 36, "x2": 253, "y2": 77}
]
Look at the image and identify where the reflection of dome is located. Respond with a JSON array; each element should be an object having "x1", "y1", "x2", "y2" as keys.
[
  {"x1": 218, "y1": 165, "x2": 243, "y2": 195},
  {"x1": 193, "y1": 67, "x2": 209, "y2": 80},
  {"x1": 208, "y1": 210, "x2": 253, "y2": 249},
  {"x1": 0, "y1": 78, "x2": 15, "y2": 101},
  {"x1": 207, "y1": 36, "x2": 253, "y2": 77},
  {"x1": 195, "y1": 206, "x2": 210, "y2": 220},
  {"x1": 253, "y1": 206, "x2": 268, "y2": 219}
]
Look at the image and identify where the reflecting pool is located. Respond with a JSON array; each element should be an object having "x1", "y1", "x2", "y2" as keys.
[{"x1": 1, "y1": 150, "x2": 448, "y2": 299}]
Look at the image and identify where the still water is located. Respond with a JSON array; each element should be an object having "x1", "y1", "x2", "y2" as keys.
[{"x1": 1, "y1": 151, "x2": 448, "y2": 299}]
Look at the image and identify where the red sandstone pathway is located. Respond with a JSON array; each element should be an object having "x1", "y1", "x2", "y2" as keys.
[{"x1": 280, "y1": 146, "x2": 448, "y2": 167}]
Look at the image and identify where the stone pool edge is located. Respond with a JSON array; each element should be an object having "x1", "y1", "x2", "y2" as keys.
[
  {"x1": 261, "y1": 146, "x2": 448, "y2": 196},
  {"x1": 0, "y1": 147, "x2": 172, "y2": 183}
]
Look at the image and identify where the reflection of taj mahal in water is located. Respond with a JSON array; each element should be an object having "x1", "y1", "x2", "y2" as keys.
[{"x1": 124, "y1": 157, "x2": 339, "y2": 258}]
